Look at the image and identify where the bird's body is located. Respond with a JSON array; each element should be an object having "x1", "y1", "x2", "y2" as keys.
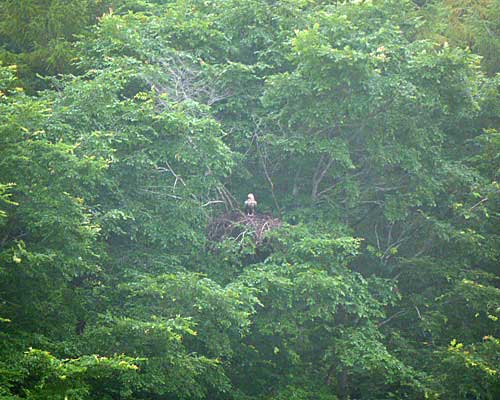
[{"x1": 244, "y1": 193, "x2": 257, "y2": 216}]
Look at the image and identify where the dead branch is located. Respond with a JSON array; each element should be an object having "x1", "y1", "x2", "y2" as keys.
[
  {"x1": 378, "y1": 310, "x2": 408, "y2": 328},
  {"x1": 156, "y1": 161, "x2": 186, "y2": 188},
  {"x1": 148, "y1": 55, "x2": 232, "y2": 108},
  {"x1": 312, "y1": 155, "x2": 335, "y2": 201}
]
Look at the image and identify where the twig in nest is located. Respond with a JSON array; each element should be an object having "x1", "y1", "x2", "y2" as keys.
[{"x1": 207, "y1": 212, "x2": 282, "y2": 244}]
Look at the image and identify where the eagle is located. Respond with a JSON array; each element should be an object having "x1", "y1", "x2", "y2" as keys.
[{"x1": 244, "y1": 193, "x2": 257, "y2": 216}]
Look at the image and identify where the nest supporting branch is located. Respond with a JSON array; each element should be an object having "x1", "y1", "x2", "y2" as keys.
[{"x1": 207, "y1": 212, "x2": 282, "y2": 244}]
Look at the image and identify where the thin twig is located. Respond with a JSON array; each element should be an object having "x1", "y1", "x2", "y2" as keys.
[
  {"x1": 378, "y1": 310, "x2": 407, "y2": 327},
  {"x1": 254, "y1": 131, "x2": 282, "y2": 217},
  {"x1": 201, "y1": 200, "x2": 225, "y2": 207},
  {"x1": 469, "y1": 197, "x2": 488, "y2": 211}
]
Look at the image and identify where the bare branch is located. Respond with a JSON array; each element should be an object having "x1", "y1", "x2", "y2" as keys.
[
  {"x1": 252, "y1": 120, "x2": 282, "y2": 216},
  {"x1": 375, "y1": 223, "x2": 381, "y2": 251},
  {"x1": 414, "y1": 305, "x2": 422, "y2": 320},
  {"x1": 312, "y1": 155, "x2": 335, "y2": 201},
  {"x1": 147, "y1": 54, "x2": 232, "y2": 109},
  {"x1": 201, "y1": 200, "x2": 225, "y2": 207},
  {"x1": 469, "y1": 197, "x2": 488, "y2": 211},
  {"x1": 378, "y1": 310, "x2": 408, "y2": 327},
  {"x1": 157, "y1": 161, "x2": 186, "y2": 188}
]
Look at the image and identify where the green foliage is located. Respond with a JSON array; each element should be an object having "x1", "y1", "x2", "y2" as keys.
[
  {"x1": 442, "y1": 337, "x2": 500, "y2": 399},
  {"x1": 418, "y1": 0, "x2": 500, "y2": 75},
  {"x1": 0, "y1": 0, "x2": 499, "y2": 399},
  {"x1": 17, "y1": 349, "x2": 139, "y2": 400},
  {"x1": 230, "y1": 228, "x2": 420, "y2": 398}
]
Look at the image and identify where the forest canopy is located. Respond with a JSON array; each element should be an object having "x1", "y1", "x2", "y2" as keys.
[{"x1": 0, "y1": 1, "x2": 499, "y2": 399}]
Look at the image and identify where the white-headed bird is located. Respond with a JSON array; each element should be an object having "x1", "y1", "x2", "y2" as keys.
[{"x1": 244, "y1": 193, "x2": 257, "y2": 216}]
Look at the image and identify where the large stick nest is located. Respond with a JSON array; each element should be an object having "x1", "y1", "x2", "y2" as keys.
[{"x1": 207, "y1": 212, "x2": 282, "y2": 244}]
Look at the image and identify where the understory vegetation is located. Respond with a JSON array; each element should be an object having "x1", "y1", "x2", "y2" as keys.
[{"x1": 0, "y1": 1, "x2": 499, "y2": 399}]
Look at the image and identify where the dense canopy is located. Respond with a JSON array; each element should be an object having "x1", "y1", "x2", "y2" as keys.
[{"x1": 0, "y1": 1, "x2": 499, "y2": 399}]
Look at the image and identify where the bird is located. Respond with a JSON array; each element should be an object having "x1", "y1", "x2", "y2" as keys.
[{"x1": 244, "y1": 193, "x2": 257, "y2": 216}]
